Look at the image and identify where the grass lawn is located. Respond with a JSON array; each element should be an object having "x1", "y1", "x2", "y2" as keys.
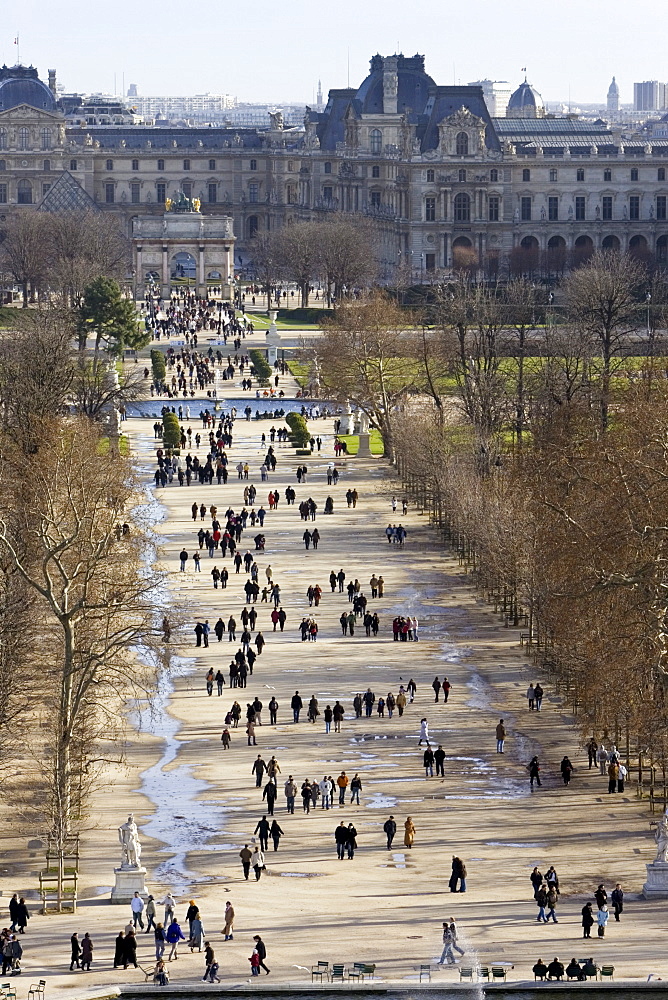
[
  {"x1": 287, "y1": 361, "x2": 309, "y2": 387},
  {"x1": 337, "y1": 429, "x2": 385, "y2": 456},
  {"x1": 0, "y1": 306, "x2": 22, "y2": 327},
  {"x1": 247, "y1": 313, "x2": 321, "y2": 331}
]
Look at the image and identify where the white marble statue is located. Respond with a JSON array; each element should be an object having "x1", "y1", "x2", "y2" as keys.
[
  {"x1": 654, "y1": 809, "x2": 668, "y2": 863},
  {"x1": 118, "y1": 813, "x2": 142, "y2": 868}
]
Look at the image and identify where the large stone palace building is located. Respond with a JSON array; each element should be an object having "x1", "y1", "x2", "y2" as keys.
[{"x1": 2, "y1": 58, "x2": 668, "y2": 283}]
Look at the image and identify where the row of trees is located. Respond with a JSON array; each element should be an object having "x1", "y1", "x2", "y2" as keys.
[
  {"x1": 318, "y1": 251, "x2": 668, "y2": 770},
  {"x1": 251, "y1": 217, "x2": 378, "y2": 307},
  {"x1": 0, "y1": 317, "x2": 161, "y2": 880},
  {"x1": 0, "y1": 210, "x2": 130, "y2": 307}
]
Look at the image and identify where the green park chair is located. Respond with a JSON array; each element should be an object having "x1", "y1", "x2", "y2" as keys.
[
  {"x1": 311, "y1": 962, "x2": 329, "y2": 982},
  {"x1": 492, "y1": 966, "x2": 507, "y2": 982},
  {"x1": 419, "y1": 964, "x2": 431, "y2": 982},
  {"x1": 347, "y1": 963, "x2": 365, "y2": 982},
  {"x1": 459, "y1": 967, "x2": 474, "y2": 982},
  {"x1": 599, "y1": 966, "x2": 615, "y2": 981},
  {"x1": 478, "y1": 966, "x2": 490, "y2": 981},
  {"x1": 330, "y1": 964, "x2": 345, "y2": 983}
]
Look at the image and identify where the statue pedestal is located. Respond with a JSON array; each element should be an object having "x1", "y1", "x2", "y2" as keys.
[
  {"x1": 643, "y1": 861, "x2": 668, "y2": 898},
  {"x1": 357, "y1": 432, "x2": 372, "y2": 458},
  {"x1": 111, "y1": 866, "x2": 149, "y2": 904},
  {"x1": 266, "y1": 311, "x2": 280, "y2": 366}
]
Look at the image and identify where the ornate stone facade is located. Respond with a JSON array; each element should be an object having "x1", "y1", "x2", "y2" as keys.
[{"x1": 2, "y1": 57, "x2": 668, "y2": 283}]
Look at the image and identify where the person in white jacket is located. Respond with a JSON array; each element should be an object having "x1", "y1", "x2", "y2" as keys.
[
  {"x1": 251, "y1": 847, "x2": 265, "y2": 881},
  {"x1": 418, "y1": 718, "x2": 429, "y2": 746},
  {"x1": 319, "y1": 777, "x2": 331, "y2": 809},
  {"x1": 160, "y1": 892, "x2": 176, "y2": 925}
]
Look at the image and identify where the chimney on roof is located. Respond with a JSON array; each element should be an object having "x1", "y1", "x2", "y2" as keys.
[
  {"x1": 48, "y1": 69, "x2": 56, "y2": 95},
  {"x1": 383, "y1": 55, "x2": 398, "y2": 114}
]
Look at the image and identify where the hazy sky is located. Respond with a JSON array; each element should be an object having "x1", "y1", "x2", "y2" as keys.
[{"x1": 4, "y1": 0, "x2": 668, "y2": 105}]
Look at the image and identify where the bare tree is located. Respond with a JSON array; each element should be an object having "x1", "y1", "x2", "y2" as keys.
[
  {"x1": 0, "y1": 212, "x2": 49, "y2": 306},
  {"x1": 319, "y1": 294, "x2": 415, "y2": 462},
  {"x1": 0, "y1": 420, "x2": 160, "y2": 861},
  {"x1": 44, "y1": 211, "x2": 131, "y2": 308},
  {"x1": 318, "y1": 217, "x2": 377, "y2": 304},
  {"x1": 563, "y1": 250, "x2": 646, "y2": 428},
  {"x1": 276, "y1": 222, "x2": 320, "y2": 308}
]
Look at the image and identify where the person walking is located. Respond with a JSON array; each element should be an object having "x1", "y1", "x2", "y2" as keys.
[
  {"x1": 254, "y1": 816, "x2": 270, "y2": 852},
  {"x1": 81, "y1": 931, "x2": 93, "y2": 972},
  {"x1": 131, "y1": 891, "x2": 145, "y2": 930},
  {"x1": 528, "y1": 756, "x2": 542, "y2": 787},
  {"x1": 384, "y1": 815, "x2": 397, "y2": 849},
  {"x1": 535, "y1": 885, "x2": 549, "y2": 923},
  {"x1": 560, "y1": 756, "x2": 574, "y2": 785},
  {"x1": 597, "y1": 904, "x2": 609, "y2": 938},
  {"x1": 438, "y1": 924, "x2": 456, "y2": 966},
  {"x1": 291, "y1": 691, "x2": 303, "y2": 723},
  {"x1": 346, "y1": 823, "x2": 358, "y2": 859},
  {"x1": 435, "y1": 745, "x2": 446, "y2": 777},
  {"x1": 527, "y1": 683, "x2": 536, "y2": 710},
  {"x1": 404, "y1": 816, "x2": 415, "y2": 848},
  {"x1": 450, "y1": 856, "x2": 467, "y2": 893},
  {"x1": 253, "y1": 935, "x2": 270, "y2": 974},
  {"x1": 495, "y1": 719, "x2": 506, "y2": 753},
  {"x1": 284, "y1": 776, "x2": 297, "y2": 814},
  {"x1": 611, "y1": 884, "x2": 624, "y2": 922},
  {"x1": 166, "y1": 919, "x2": 185, "y2": 961},
  {"x1": 70, "y1": 932, "x2": 82, "y2": 971},
  {"x1": 335, "y1": 821, "x2": 348, "y2": 859},
  {"x1": 223, "y1": 901, "x2": 235, "y2": 940},
  {"x1": 581, "y1": 902, "x2": 594, "y2": 938},
  {"x1": 154, "y1": 923, "x2": 166, "y2": 959},
  {"x1": 418, "y1": 718, "x2": 429, "y2": 746},
  {"x1": 239, "y1": 844, "x2": 253, "y2": 881},
  {"x1": 123, "y1": 929, "x2": 138, "y2": 969},
  {"x1": 337, "y1": 771, "x2": 349, "y2": 805},
  {"x1": 423, "y1": 745, "x2": 434, "y2": 778},
  {"x1": 251, "y1": 846, "x2": 265, "y2": 880},
  {"x1": 145, "y1": 895, "x2": 157, "y2": 933},
  {"x1": 270, "y1": 819, "x2": 284, "y2": 851},
  {"x1": 432, "y1": 677, "x2": 441, "y2": 702},
  {"x1": 546, "y1": 885, "x2": 559, "y2": 923}
]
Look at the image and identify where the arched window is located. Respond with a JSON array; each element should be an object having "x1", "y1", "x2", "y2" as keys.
[
  {"x1": 40, "y1": 128, "x2": 51, "y2": 150},
  {"x1": 43, "y1": 159, "x2": 51, "y2": 172},
  {"x1": 18, "y1": 127, "x2": 30, "y2": 150},
  {"x1": 369, "y1": 129, "x2": 382, "y2": 155},
  {"x1": 157, "y1": 158, "x2": 165, "y2": 171},
  {"x1": 0, "y1": 129, "x2": 6, "y2": 150},
  {"x1": 17, "y1": 179, "x2": 32, "y2": 204},
  {"x1": 456, "y1": 132, "x2": 469, "y2": 155},
  {"x1": 490, "y1": 168, "x2": 498, "y2": 182},
  {"x1": 454, "y1": 192, "x2": 471, "y2": 222},
  {"x1": 458, "y1": 168, "x2": 466, "y2": 182},
  {"x1": 522, "y1": 168, "x2": 531, "y2": 182}
]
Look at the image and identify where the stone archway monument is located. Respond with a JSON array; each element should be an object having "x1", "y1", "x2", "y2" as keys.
[{"x1": 132, "y1": 196, "x2": 235, "y2": 300}]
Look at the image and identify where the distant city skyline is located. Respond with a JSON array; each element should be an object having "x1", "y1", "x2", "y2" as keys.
[{"x1": 4, "y1": 0, "x2": 668, "y2": 106}]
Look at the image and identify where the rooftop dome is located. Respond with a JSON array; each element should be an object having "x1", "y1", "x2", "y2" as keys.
[
  {"x1": 507, "y1": 78, "x2": 544, "y2": 118},
  {"x1": 354, "y1": 54, "x2": 435, "y2": 116},
  {"x1": 0, "y1": 65, "x2": 57, "y2": 112},
  {"x1": 607, "y1": 76, "x2": 620, "y2": 97}
]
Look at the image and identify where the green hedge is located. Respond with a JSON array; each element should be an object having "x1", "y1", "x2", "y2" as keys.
[
  {"x1": 285, "y1": 411, "x2": 311, "y2": 449},
  {"x1": 162, "y1": 412, "x2": 180, "y2": 448},
  {"x1": 151, "y1": 349, "x2": 166, "y2": 384},
  {"x1": 249, "y1": 349, "x2": 272, "y2": 386},
  {"x1": 277, "y1": 307, "x2": 330, "y2": 324}
]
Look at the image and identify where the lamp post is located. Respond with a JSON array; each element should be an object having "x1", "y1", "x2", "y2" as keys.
[{"x1": 646, "y1": 290, "x2": 652, "y2": 339}]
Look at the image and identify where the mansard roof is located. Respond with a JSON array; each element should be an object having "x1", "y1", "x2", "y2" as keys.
[
  {"x1": 419, "y1": 86, "x2": 501, "y2": 152},
  {"x1": 66, "y1": 126, "x2": 271, "y2": 150},
  {"x1": 355, "y1": 54, "x2": 435, "y2": 115},
  {"x1": 0, "y1": 64, "x2": 57, "y2": 113}
]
